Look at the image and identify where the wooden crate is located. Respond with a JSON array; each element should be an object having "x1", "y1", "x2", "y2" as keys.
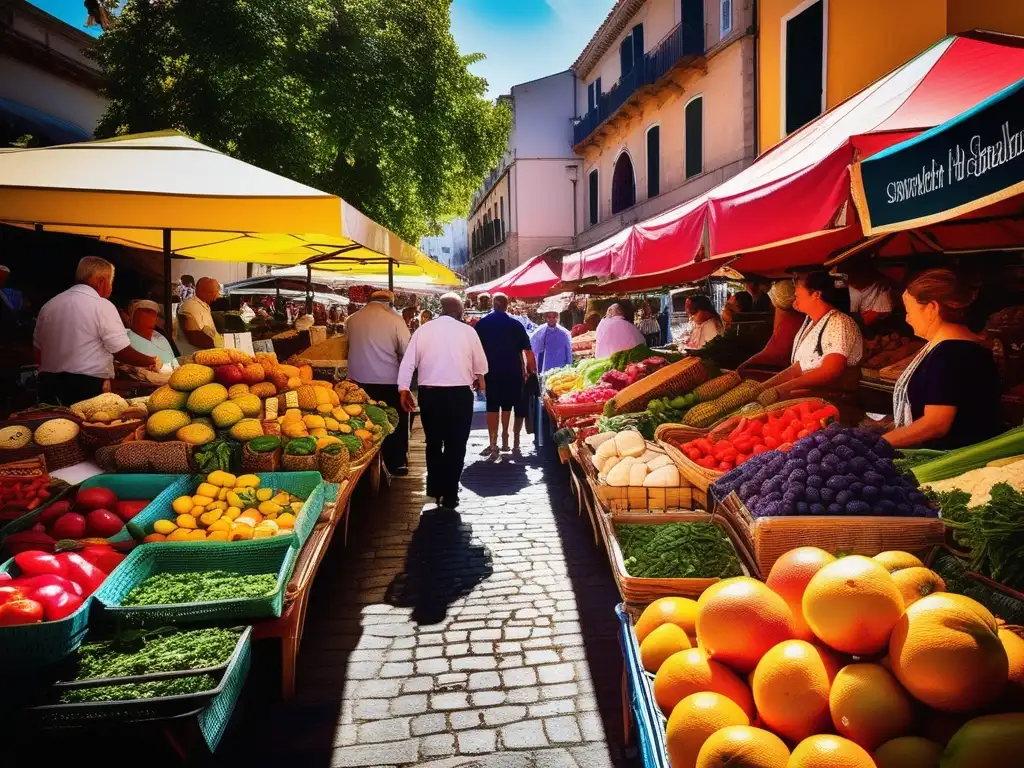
[
  {"x1": 714, "y1": 492, "x2": 945, "y2": 578},
  {"x1": 599, "y1": 511, "x2": 757, "y2": 606}
]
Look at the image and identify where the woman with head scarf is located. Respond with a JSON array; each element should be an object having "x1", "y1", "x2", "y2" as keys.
[{"x1": 735, "y1": 279, "x2": 804, "y2": 376}]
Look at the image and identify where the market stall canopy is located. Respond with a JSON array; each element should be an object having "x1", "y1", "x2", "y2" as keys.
[
  {"x1": 853, "y1": 75, "x2": 1024, "y2": 235},
  {"x1": 563, "y1": 31, "x2": 1024, "y2": 281},
  {"x1": 309, "y1": 249, "x2": 462, "y2": 287},
  {"x1": 0, "y1": 130, "x2": 419, "y2": 266},
  {"x1": 227, "y1": 263, "x2": 462, "y2": 296},
  {"x1": 465, "y1": 254, "x2": 560, "y2": 299}
]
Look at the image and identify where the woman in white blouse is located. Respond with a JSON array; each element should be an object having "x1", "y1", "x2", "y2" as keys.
[
  {"x1": 684, "y1": 294, "x2": 724, "y2": 350},
  {"x1": 769, "y1": 271, "x2": 863, "y2": 399}
]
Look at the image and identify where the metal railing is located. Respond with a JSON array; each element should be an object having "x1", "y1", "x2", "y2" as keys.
[{"x1": 573, "y1": 21, "x2": 704, "y2": 146}]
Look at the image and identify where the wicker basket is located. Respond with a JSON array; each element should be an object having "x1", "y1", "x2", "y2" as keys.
[
  {"x1": 241, "y1": 443, "x2": 281, "y2": 473},
  {"x1": 714, "y1": 491, "x2": 945, "y2": 578},
  {"x1": 608, "y1": 357, "x2": 709, "y2": 415},
  {"x1": 112, "y1": 440, "x2": 193, "y2": 473},
  {"x1": 656, "y1": 398, "x2": 831, "y2": 492},
  {"x1": 599, "y1": 511, "x2": 756, "y2": 605},
  {"x1": 40, "y1": 438, "x2": 86, "y2": 472},
  {"x1": 282, "y1": 452, "x2": 318, "y2": 472},
  {"x1": 577, "y1": 441, "x2": 704, "y2": 511},
  {"x1": 78, "y1": 419, "x2": 146, "y2": 451},
  {"x1": 318, "y1": 445, "x2": 350, "y2": 483}
]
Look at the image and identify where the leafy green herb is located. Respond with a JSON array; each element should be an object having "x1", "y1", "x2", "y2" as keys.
[
  {"x1": 123, "y1": 571, "x2": 278, "y2": 606},
  {"x1": 940, "y1": 483, "x2": 1024, "y2": 591},
  {"x1": 893, "y1": 448, "x2": 947, "y2": 475},
  {"x1": 73, "y1": 628, "x2": 240, "y2": 681},
  {"x1": 60, "y1": 674, "x2": 217, "y2": 703},
  {"x1": 194, "y1": 439, "x2": 235, "y2": 473},
  {"x1": 615, "y1": 522, "x2": 742, "y2": 579}
]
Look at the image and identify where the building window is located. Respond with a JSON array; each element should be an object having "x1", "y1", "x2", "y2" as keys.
[
  {"x1": 587, "y1": 78, "x2": 602, "y2": 112},
  {"x1": 499, "y1": 259, "x2": 505, "y2": 275},
  {"x1": 619, "y1": 24, "x2": 644, "y2": 78},
  {"x1": 682, "y1": 0, "x2": 704, "y2": 54},
  {"x1": 782, "y1": 0, "x2": 826, "y2": 136},
  {"x1": 720, "y1": 0, "x2": 732, "y2": 38},
  {"x1": 588, "y1": 169, "x2": 599, "y2": 226},
  {"x1": 500, "y1": 196, "x2": 505, "y2": 231},
  {"x1": 611, "y1": 152, "x2": 636, "y2": 214},
  {"x1": 646, "y1": 126, "x2": 660, "y2": 198},
  {"x1": 684, "y1": 95, "x2": 704, "y2": 179}
]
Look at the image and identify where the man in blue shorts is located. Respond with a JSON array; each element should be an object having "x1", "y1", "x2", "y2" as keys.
[{"x1": 475, "y1": 292, "x2": 537, "y2": 457}]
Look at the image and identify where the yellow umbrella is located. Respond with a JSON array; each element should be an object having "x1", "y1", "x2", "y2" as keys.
[{"x1": 0, "y1": 130, "x2": 457, "y2": 314}]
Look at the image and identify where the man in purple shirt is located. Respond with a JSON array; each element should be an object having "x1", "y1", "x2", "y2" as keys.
[{"x1": 530, "y1": 311, "x2": 573, "y2": 373}]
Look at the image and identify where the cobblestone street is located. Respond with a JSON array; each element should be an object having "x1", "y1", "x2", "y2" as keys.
[{"x1": 227, "y1": 416, "x2": 631, "y2": 767}]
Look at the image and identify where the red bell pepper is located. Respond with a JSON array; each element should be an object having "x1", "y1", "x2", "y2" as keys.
[
  {"x1": 0, "y1": 585, "x2": 27, "y2": 605},
  {"x1": 76, "y1": 545, "x2": 125, "y2": 575},
  {"x1": 32, "y1": 584, "x2": 84, "y2": 621},
  {"x1": 0, "y1": 572, "x2": 10, "y2": 583},
  {"x1": 13, "y1": 574, "x2": 84, "y2": 597},
  {"x1": 56, "y1": 552, "x2": 105, "y2": 596},
  {"x1": 13, "y1": 551, "x2": 67, "y2": 578},
  {"x1": 0, "y1": 598, "x2": 44, "y2": 626}
]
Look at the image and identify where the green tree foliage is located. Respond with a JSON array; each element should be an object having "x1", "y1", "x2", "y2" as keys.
[{"x1": 95, "y1": 1, "x2": 510, "y2": 242}]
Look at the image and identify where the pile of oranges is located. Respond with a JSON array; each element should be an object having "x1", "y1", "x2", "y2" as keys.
[{"x1": 635, "y1": 548, "x2": 1024, "y2": 767}]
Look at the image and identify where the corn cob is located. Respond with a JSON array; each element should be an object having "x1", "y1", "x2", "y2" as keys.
[
  {"x1": 681, "y1": 380, "x2": 764, "y2": 428},
  {"x1": 609, "y1": 357, "x2": 708, "y2": 415},
  {"x1": 692, "y1": 372, "x2": 742, "y2": 402},
  {"x1": 756, "y1": 387, "x2": 780, "y2": 407}
]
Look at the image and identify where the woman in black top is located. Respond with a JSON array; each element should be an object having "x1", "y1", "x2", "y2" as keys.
[{"x1": 884, "y1": 269, "x2": 1002, "y2": 450}]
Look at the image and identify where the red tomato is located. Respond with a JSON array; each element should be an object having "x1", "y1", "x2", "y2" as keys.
[
  {"x1": 697, "y1": 456, "x2": 718, "y2": 469},
  {"x1": 752, "y1": 444, "x2": 770, "y2": 455},
  {"x1": 745, "y1": 421, "x2": 763, "y2": 436},
  {"x1": 735, "y1": 453, "x2": 751, "y2": 464},
  {"x1": 718, "y1": 461, "x2": 734, "y2": 471},
  {"x1": 764, "y1": 436, "x2": 779, "y2": 450},
  {"x1": 782, "y1": 426, "x2": 798, "y2": 443},
  {"x1": 0, "y1": 598, "x2": 44, "y2": 626},
  {"x1": 779, "y1": 442, "x2": 794, "y2": 451},
  {"x1": 685, "y1": 448, "x2": 702, "y2": 461},
  {"x1": 797, "y1": 429, "x2": 810, "y2": 439},
  {"x1": 783, "y1": 408, "x2": 798, "y2": 421},
  {"x1": 734, "y1": 438, "x2": 754, "y2": 453}
]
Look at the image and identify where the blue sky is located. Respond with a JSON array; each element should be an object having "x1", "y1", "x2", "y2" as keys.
[{"x1": 32, "y1": 0, "x2": 616, "y2": 98}]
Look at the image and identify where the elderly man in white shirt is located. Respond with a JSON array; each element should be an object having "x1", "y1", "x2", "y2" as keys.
[
  {"x1": 346, "y1": 289, "x2": 412, "y2": 475},
  {"x1": 399, "y1": 293, "x2": 488, "y2": 509},
  {"x1": 595, "y1": 301, "x2": 646, "y2": 359},
  {"x1": 34, "y1": 256, "x2": 159, "y2": 406}
]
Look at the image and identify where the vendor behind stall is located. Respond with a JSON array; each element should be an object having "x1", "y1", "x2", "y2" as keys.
[
  {"x1": 883, "y1": 269, "x2": 1001, "y2": 450},
  {"x1": 127, "y1": 300, "x2": 176, "y2": 365},
  {"x1": 844, "y1": 256, "x2": 894, "y2": 327},
  {"x1": 595, "y1": 301, "x2": 645, "y2": 359},
  {"x1": 683, "y1": 294, "x2": 724, "y2": 350},
  {"x1": 744, "y1": 275, "x2": 774, "y2": 313},
  {"x1": 736, "y1": 280, "x2": 804, "y2": 376},
  {"x1": 768, "y1": 271, "x2": 863, "y2": 400},
  {"x1": 33, "y1": 257, "x2": 159, "y2": 406},
  {"x1": 176, "y1": 277, "x2": 220, "y2": 355}
]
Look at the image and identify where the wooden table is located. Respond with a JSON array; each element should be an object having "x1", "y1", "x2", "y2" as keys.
[{"x1": 252, "y1": 447, "x2": 382, "y2": 700}]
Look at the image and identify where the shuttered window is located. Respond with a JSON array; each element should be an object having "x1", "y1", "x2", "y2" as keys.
[
  {"x1": 685, "y1": 97, "x2": 704, "y2": 179},
  {"x1": 588, "y1": 170, "x2": 599, "y2": 226},
  {"x1": 647, "y1": 126, "x2": 660, "y2": 198}
]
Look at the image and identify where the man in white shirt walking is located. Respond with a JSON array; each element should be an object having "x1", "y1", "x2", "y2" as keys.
[
  {"x1": 399, "y1": 293, "x2": 488, "y2": 509},
  {"x1": 34, "y1": 256, "x2": 159, "y2": 406},
  {"x1": 346, "y1": 290, "x2": 412, "y2": 475}
]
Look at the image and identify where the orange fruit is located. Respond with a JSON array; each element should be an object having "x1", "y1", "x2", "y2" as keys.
[
  {"x1": 695, "y1": 725, "x2": 789, "y2": 768},
  {"x1": 829, "y1": 663, "x2": 914, "y2": 751},
  {"x1": 665, "y1": 692, "x2": 750, "y2": 768},
  {"x1": 635, "y1": 596, "x2": 699, "y2": 643},
  {"x1": 802, "y1": 555, "x2": 904, "y2": 655},
  {"x1": 788, "y1": 735, "x2": 875, "y2": 768},
  {"x1": 653, "y1": 647, "x2": 756, "y2": 719},
  {"x1": 892, "y1": 567, "x2": 945, "y2": 607},
  {"x1": 889, "y1": 593, "x2": 1008, "y2": 712},
  {"x1": 873, "y1": 736, "x2": 942, "y2": 768},
  {"x1": 872, "y1": 551, "x2": 924, "y2": 573},
  {"x1": 640, "y1": 623, "x2": 691, "y2": 673},
  {"x1": 765, "y1": 547, "x2": 836, "y2": 641},
  {"x1": 941, "y1": 713, "x2": 1024, "y2": 768},
  {"x1": 752, "y1": 639, "x2": 840, "y2": 742},
  {"x1": 696, "y1": 577, "x2": 796, "y2": 673},
  {"x1": 997, "y1": 626, "x2": 1024, "y2": 708}
]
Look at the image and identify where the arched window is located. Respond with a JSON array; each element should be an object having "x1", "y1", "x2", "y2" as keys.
[{"x1": 611, "y1": 152, "x2": 636, "y2": 214}]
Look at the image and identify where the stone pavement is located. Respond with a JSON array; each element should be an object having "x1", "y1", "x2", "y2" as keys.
[{"x1": 225, "y1": 416, "x2": 633, "y2": 767}]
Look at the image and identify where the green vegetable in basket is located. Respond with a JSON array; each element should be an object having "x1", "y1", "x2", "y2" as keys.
[
  {"x1": 338, "y1": 434, "x2": 364, "y2": 457},
  {"x1": 320, "y1": 443, "x2": 345, "y2": 456},
  {"x1": 60, "y1": 674, "x2": 218, "y2": 703},
  {"x1": 363, "y1": 405, "x2": 390, "y2": 432},
  {"x1": 614, "y1": 522, "x2": 742, "y2": 579},
  {"x1": 73, "y1": 627, "x2": 240, "y2": 680},
  {"x1": 194, "y1": 439, "x2": 234, "y2": 473},
  {"x1": 248, "y1": 436, "x2": 282, "y2": 453},
  {"x1": 284, "y1": 437, "x2": 317, "y2": 456},
  {"x1": 122, "y1": 571, "x2": 278, "y2": 606},
  {"x1": 939, "y1": 483, "x2": 1024, "y2": 592}
]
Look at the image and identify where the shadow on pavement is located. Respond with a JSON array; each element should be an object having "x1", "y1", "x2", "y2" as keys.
[{"x1": 384, "y1": 507, "x2": 494, "y2": 625}]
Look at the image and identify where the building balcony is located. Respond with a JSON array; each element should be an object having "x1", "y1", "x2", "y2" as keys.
[{"x1": 573, "y1": 21, "x2": 705, "y2": 150}]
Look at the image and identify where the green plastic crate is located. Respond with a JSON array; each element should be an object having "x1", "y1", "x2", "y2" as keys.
[
  {"x1": 0, "y1": 556, "x2": 93, "y2": 671},
  {"x1": 131, "y1": 472, "x2": 324, "y2": 549},
  {"x1": 1, "y1": 474, "x2": 181, "y2": 545},
  {"x1": 94, "y1": 537, "x2": 297, "y2": 625},
  {"x1": 28, "y1": 625, "x2": 251, "y2": 753}
]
